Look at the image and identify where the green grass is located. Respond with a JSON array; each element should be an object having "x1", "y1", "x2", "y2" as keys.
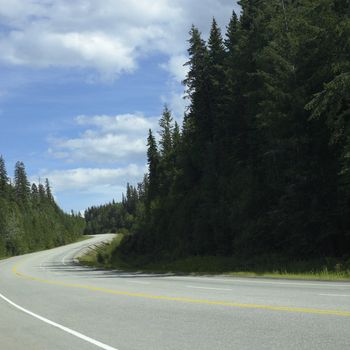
[
  {"x1": 78, "y1": 234, "x2": 124, "y2": 268},
  {"x1": 78, "y1": 236, "x2": 350, "y2": 281}
]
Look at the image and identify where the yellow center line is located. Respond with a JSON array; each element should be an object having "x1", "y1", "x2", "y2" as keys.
[{"x1": 11, "y1": 260, "x2": 350, "y2": 317}]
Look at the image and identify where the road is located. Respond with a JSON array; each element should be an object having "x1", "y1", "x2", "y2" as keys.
[{"x1": 0, "y1": 234, "x2": 350, "y2": 350}]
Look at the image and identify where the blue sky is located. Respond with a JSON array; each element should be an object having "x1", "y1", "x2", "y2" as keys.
[{"x1": 0, "y1": 0, "x2": 239, "y2": 212}]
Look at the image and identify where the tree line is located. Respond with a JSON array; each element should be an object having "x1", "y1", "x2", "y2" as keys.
[
  {"x1": 0, "y1": 156, "x2": 84, "y2": 257},
  {"x1": 86, "y1": 0, "x2": 350, "y2": 264}
]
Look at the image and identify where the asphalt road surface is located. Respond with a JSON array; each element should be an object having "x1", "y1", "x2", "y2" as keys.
[{"x1": 1, "y1": 234, "x2": 350, "y2": 350}]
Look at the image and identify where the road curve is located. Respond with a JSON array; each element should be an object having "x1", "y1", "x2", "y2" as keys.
[{"x1": 1, "y1": 234, "x2": 350, "y2": 350}]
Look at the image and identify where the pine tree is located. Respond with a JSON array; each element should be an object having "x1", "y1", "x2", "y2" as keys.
[
  {"x1": 14, "y1": 161, "x2": 31, "y2": 203},
  {"x1": 158, "y1": 105, "x2": 174, "y2": 157},
  {"x1": 172, "y1": 121, "x2": 181, "y2": 150},
  {"x1": 225, "y1": 11, "x2": 239, "y2": 52},
  {"x1": 0, "y1": 155, "x2": 9, "y2": 194},
  {"x1": 208, "y1": 17, "x2": 227, "y2": 158},
  {"x1": 184, "y1": 25, "x2": 212, "y2": 141},
  {"x1": 38, "y1": 183, "x2": 46, "y2": 201},
  {"x1": 31, "y1": 183, "x2": 39, "y2": 202},
  {"x1": 146, "y1": 129, "x2": 160, "y2": 202},
  {"x1": 208, "y1": 18, "x2": 226, "y2": 90},
  {"x1": 45, "y1": 178, "x2": 53, "y2": 201}
]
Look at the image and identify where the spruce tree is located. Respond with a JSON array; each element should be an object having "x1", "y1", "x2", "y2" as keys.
[
  {"x1": 146, "y1": 129, "x2": 160, "y2": 202},
  {"x1": 38, "y1": 183, "x2": 46, "y2": 201},
  {"x1": 184, "y1": 25, "x2": 212, "y2": 141},
  {"x1": 158, "y1": 105, "x2": 174, "y2": 157},
  {"x1": 45, "y1": 178, "x2": 53, "y2": 201},
  {"x1": 0, "y1": 155, "x2": 9, "y2": 194},
  {"x1": 14, "y1": 161, "x2": 31, "y2": 203},
  {"x1": 172, "y1": 121, "x2": 181, "y2": 152},
  {"x1": 31, "y1": 183, "x2": 39, "y2": 202}
]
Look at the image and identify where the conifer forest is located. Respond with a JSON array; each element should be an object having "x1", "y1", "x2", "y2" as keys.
[
  {"x1": 85, "y1": 0, "x2": 350, "y2": 266},
  {"x1": 0, "y1": 157, "x2": 84, "y2": 257},
  {"x1": 3, "y1": 1, "x2": 350, "y2": 267}
]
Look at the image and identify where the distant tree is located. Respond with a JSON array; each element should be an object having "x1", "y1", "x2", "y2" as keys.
[
  {"x1": 14, "y1": 161, "x2": 31, "y2": 203},
  {"x1": 45, "y1": 178, "x2": 53, "y2": 201},
  {"x1": 158, "y1": 105, "x2": 174, "y2": 157},
  {"x1": 31, "y1": 183, "x2": 39, "y2": 203},
  {"x1": 38, "y1": 183, "x2": 46, "y2": 201},
  {"x1": 0, "y1": 155, "x2": 84, "y2": 258},
  {"x1": 0, "y1": 155, "x2": 9, "y2": 194},
  {"x1": 172, "y1": 122, "x2": 181, "y2": 150}
]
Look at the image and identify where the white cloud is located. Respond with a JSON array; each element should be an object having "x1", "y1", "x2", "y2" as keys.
[
  {"x1": 49, "y1": 113, "x2": 158, "y2": 163},
  {"x1": 162, "y1": 54, "x2": 188, "y2": 83},
  {"x1": 76, "y1": 113, "x2": 154, "y2": 133},
  {"x1": 170, "y1": 92, "x2": 188, "y2": 120},
  {"x1": 36, "y1": 164, "x2": 146, "y2": 193},
  {"x1": 0, "y1": 0, "x2": 238, "y2": 78}
]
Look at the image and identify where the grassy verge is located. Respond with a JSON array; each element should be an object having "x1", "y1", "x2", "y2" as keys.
[
  {"x1": 78, "y1": 235, "x2": 350, "y2": 281},
  {"x1": 78, "y1": 234, "x2": 124, "y2": 268}
]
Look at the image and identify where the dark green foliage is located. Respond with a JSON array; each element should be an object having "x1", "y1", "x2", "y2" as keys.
[
  {"x1": 14, "y1": 161, "x2": 31, "y2": 203},
  {"x1": 146, "y1": 129, "x2": 160, "y2": 202},
  {"x1": 84, "y1": 182, "x2": 145, "y2": 235},
  {"x1": 0, "y1": 158, "x2": 85, "y2": 257},
  {"x1": 84, "y1": 202, "x2": 125, "y2": 235},
  {"x1": 87, "y1": 1, "x2": 350, "y2": 265},
  {"x1": 159, "y1": 105, "x2": 174, "y2": 157},
  {"x1": 0, "y1": 155, "x2": 9, "y2": 194},
  {"x1": 45, "y1": 178, "x2": 54, "y2": 202}
]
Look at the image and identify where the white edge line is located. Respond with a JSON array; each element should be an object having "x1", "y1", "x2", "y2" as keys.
[
  {"x1": 186, "y1": 285, "x2": 232, "y2": 291},
  {"x1": 0, "y1": 292, "x2": 118, "y2": 350},
  {"x1": 319, "y1": 293, "x2": 350, "y2": 297}
]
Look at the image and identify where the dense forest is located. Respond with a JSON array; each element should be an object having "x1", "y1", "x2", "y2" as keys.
[
  {"x1": 84, "y1": 183, "x2": 141, "y2": 235},
  {"x1": 0, "y1": 156, "x2": 84, "y2": 257},
  {"x1": 86, "y1": 0, "x2": 350, "y2": 265}
]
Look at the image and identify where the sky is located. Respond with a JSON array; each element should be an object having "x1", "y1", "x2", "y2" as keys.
[{"x1": 0, "y1": 0, "x2": 239, "y2": 213}]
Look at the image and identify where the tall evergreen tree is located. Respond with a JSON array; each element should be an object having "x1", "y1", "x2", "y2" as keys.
[
  {"x1": 146, "y1": 129, "x2": 160, "y2": 202},
  {"x1": 38, "y1": 183, "x2": 46, "y2": 201},
  {"x1": 104, "y1": 1, "x2": 350, "y2": 265},
  {"x1": 45, "y1": 178, "x2": 54, "y2": 202},
  {"x1": 31, "y1": 183, "x2": 39, "y2": 202},
  {"x1": 158, "y1": 105, "x2": 174, "y2": 157},
  {"x1": 14, "y1": 161, "x2": 31, "y2": 203},
  {"x1": 0, "y1": 155, "x2": 9, "y2": 194}
]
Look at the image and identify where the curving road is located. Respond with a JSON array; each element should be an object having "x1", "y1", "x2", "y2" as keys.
[{"x1": 1, "y1": 234, "x2": 350, "y2": 350}]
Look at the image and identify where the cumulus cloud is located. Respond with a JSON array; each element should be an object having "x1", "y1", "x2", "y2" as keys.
[
  {"x1": 0, "y1": 0, "x2": 238, "y2": 78},
  {"x1": 41, "y1": 113, "x2": 153, "y2": 209},
  {"x1": 36, "y1": 164, "x2": 146, "y2": 193},
  {"x1": 76, "y1": 114, "x2": 154, "y2": 133},
  {"x1": 169, "y1": 92, "x2": 188, "y2": 119},
  {"x1": 161, "y1": 54, "x2": 188, "y2": 83},
  {"x1": 49, "y1": 113, "x2": 158, "y2": 163}
]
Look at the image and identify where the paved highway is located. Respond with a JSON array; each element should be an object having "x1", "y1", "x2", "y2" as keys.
[{"x1": 1, "y1": 234, "x2": 350, "y2": 350}]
